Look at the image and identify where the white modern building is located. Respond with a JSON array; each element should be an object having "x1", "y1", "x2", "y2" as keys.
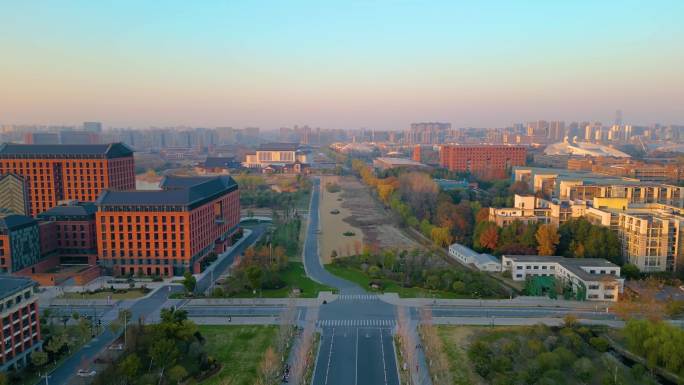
[
  {"x1": 243, "y1": 143, "x2": 312, "y2": 169},
  {"x1": 501, "y1": 255, "x2": 624, "y2": 301},
  {"x1": 448, "y1": 243, "x2": 501, "y2": 272}
]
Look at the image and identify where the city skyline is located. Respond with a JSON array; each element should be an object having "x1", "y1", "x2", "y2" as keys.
[{"x1": 1, "y1": 1, "x2": 683, "y2": 129}]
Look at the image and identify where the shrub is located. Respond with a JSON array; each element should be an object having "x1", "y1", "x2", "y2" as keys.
[
  {"x1": 589, "y1": 336, "x2": 609, "y2": 352},
  {"x1": 342, "y1": 231, "x2": 356, "y2": 237}
]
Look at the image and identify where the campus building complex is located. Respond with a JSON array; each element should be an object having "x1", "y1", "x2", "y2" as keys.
[
  {"x1": 0, "y1": 276, "x2": 41, "y2": 371},
  {"x1": 0, "y1": 143, "x2": 135, "y2": 216},
  {"x1": 243, "y1": 143, "x2": 312, "y2": 172},
  {"x1": 96, "y1": 175, "x2": 240, "y2": 277},
  {"x1": 501, "y1": 255, "x2": 624, "y2": 302},
  {"x1": 440, "y1": 144, "x2": 526, "y2": 179}
]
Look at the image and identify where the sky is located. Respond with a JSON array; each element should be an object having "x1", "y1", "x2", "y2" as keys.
[{"x1": 1, "y1": 1, "x2": 683, "y2": 130}]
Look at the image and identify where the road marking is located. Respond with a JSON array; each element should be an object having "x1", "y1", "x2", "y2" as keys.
[
  {"x1": 380, "y1": 329, "x2": 388, "y2": 385},
  {"x1": 324, "y1": 327, "x2": 335, "y2": 385},
  {"x1": 355, "y1": 327, "x2": 359, "y2": 385}
]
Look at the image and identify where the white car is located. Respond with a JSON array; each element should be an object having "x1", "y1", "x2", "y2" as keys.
[
  {"x1": 108, "y1": 343, "x2": 124, "y2": 350},
  {"x1": 77, "y1": 369, "x2": 96, "y2": 377}
]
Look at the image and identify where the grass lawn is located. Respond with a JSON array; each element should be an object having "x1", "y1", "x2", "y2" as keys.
[
  {"x1": 228, "y1": 262, "x2": 333, "y2": 298},
  {"x1": 197, "y1": 325, "x2": 277, "y2": 385},
  {"x1": 59, "y1": 289, "x2": 148, "y2": 300},
  {"x1": 324, "y1": 264, "x2": 468, "y2": 299}
]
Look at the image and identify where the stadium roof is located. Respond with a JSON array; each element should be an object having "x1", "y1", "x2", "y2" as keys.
[{"x1": 0, "y1": 143, "x2": 134, "y2": 159}]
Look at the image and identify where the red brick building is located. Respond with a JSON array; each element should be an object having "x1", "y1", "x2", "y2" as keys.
[
  {"x1": 0, "y1": 143, "x2": 135, "y2": 216},
  {"x1": 37, "y1": 202, "x2": 98, "y2": 265},
  {"x1": 439, "y1": 144, "x2": 527, "y2": 179},
  {"x1": 95, "y1": 175, "x2": 240, "y2": 277},
  {"x1": 0, "y1": 276, "x2": 41, "y2": 371}
]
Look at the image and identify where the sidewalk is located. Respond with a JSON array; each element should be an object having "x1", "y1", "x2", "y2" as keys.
[{"x1": 380, "y1": 293, "x2": 612, "y2": 310}]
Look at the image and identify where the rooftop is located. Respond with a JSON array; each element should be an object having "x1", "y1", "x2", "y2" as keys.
[
  {"x1": 0, "y1": 215, "x2": 36, "y2": 232},
  {"x1": 503, "y1": 255, "x2": 620, "y2": 281},
  {"x1": 97, "y1": 175, "x2": 237, "y2": 209},
  {"x1": 258, "y1": 142, "x2": 298, "y2": 151},
  {"x1": 449, "y1": 243, "x2": 500, "y2": 266},
  {"x1": 203, "y1": 157, "x2": 238, "y2": 168},
  {"x1": 0, "y1": 143, "x2": 133, "y2": 159},
  {"x1": 0, "y1": 276, "x2": 36, "y2": 298},
  {"x1": 374, "y1": 157, "x2": 427, "y2": 166},
  {"x1": 37, "y1": 202, "x2": 97, "y2": 219}
]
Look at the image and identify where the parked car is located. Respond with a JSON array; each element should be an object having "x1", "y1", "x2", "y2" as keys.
[
  {"x1": 108, "y1": 343, "x2": 124, "y2": 350},
  {"x1": 77, "y1": 369, "x2": 96, "y2": 377}
]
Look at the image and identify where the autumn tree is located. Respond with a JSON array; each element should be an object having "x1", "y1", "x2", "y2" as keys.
[
  {"x1": 430, "y1": 226, "x2": 452, "y2": 247},
  {"x1": 536, "y1": 224, "x2": 560, "y2": 256},
  {"x1": 398, "y1": 172, "x2": 438, "y2": 220},
  {"x1": 479, "y1": 225, "x2": 499, "y2": 251}
]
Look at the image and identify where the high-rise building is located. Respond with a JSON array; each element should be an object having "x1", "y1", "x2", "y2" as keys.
[
  {"x1": 0, "y1": 215, "x2": 42, "y2": 273},
  {"x1": 95, "y1": 175, "x2": 240, "y2": 276},
  {"x1": 83, "y1": 121, "x2": 103, "y2": 133},
  {"x1": 439, "y1": 144, "x2": 527, "y2": 179},
  {"x1": 405, "y1": 122, "x2": 451, "y2": 145},
  {"x1": 0, "y1": 174, "x2": 29, "y2": 216},
  {"x1": 23, "y1": 133, "x2": 59, "y2": 145},
  {"x1": 60, "y1": 130, "x2": 100, "y2": 144},
  {"x1": 0, "y1": 276, "x2": 41, "y2": 371},
  {"x1": 0, "y1": 143, "x2": 136, "y2": 216}
]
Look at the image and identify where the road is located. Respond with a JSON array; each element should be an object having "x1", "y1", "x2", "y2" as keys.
[
  {"x1": 303, "y1": 178, "x2": 364, "y2": 294},
  {"x1": 42, "y1": 225, "x2": 267, "y2": 385},
  {"x1": 305, "y1": 178, "x2": 400, "y2": 385}
]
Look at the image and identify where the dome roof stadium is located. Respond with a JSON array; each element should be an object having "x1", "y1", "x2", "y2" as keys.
[{"x1": 544, "y1": 138, "x2": 630, "y2": 158}]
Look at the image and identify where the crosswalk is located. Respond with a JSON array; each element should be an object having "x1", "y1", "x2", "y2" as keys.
[
  {"x1": 335, "y1": 294, "x2": 379, "y2": 301},
  {"x1": 316, "y1": 319, "x2": 396, "y2": 327}
]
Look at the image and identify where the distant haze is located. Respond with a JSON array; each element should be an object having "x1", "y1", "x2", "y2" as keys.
[{"x1": 1, "y1": 1, "x2": 682, "y2": 129}]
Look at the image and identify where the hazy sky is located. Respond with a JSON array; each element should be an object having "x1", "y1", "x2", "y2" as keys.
[{"x1": 1, "y1": 1, "x2": 682, "y2": 130}]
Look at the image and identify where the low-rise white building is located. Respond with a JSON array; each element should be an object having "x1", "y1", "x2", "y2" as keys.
[
  {"x1": 448, "y1": 243, "x2": 501, "y2": 272},
  {"x1": 501, "y1": 255, "x2": 624, "y2": 301}
]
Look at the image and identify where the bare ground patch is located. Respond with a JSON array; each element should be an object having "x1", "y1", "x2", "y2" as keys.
[{"x1": 319, "y1": 176, "x2": 419, "y2": 264}]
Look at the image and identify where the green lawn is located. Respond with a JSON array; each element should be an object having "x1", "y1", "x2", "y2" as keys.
[
  {"x1": 228, "y1": 262, "x2": 334, "y2": 298},
  {"x1": 59, "y1": 289, "x2": 148, "y2": 300},
  {"x1": 324, "y1": 264, "x2": 468, "y2": 298},
  {"x1": 197, "y1": 325, "x2": 278, "y2": 385}
]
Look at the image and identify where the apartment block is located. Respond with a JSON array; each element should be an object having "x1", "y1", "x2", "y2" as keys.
[
  {"x1": 96, "y1": 176, "x2": 240, "y2": 277},
  {"x1": 0, "y1": 143, "x2": 135, "y2": 216},
  {"x1": 0, "y1": 276, "x2": 41, "y2": 371},
  {"x1": 0, "y1": 215, "x2": 42, "y2": 274}
]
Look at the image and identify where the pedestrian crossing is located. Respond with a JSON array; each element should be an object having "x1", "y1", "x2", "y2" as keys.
[
  {"x1": 335, "y1": 294, "x2": 379, "y2": 301},
  {"x1": 316, "y1": 319, "x2": 396, "y2": 327}
]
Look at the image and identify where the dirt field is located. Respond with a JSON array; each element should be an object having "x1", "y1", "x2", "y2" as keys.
[{"x1": 319, "y1": 175, "x2": 420, "y2": 263}]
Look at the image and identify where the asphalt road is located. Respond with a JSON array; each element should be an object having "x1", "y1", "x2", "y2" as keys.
[
  {"x1": 424, "y1": 305, "x2": 617, "y2": 320},
  {"x1": 314, "y1": 327, "x2": 399, "y2": 385},
  {"x1": 305, "y1": 178, "x2": 400, "y2": 385},
  {"x1": 303, "y1": 178, "x2": 363, "y2": 294},
  {"x1": 44, "y1": 285, "x2": 184, "y2": 385},
  {"x1": 43, "y1": 224, "x2": 267, "y2": 385},
  {"x1": 196, "y1": 223, "x2": 268, "y2": 294}
]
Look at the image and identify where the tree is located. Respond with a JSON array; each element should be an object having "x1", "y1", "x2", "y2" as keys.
[
  {"x1": 160, "y1": 307, "x2": 189, "y2": 325},
  {"x1": 479, "y1": 225, "x2": 499, "y2": 251},
  {"x1": 621, "y1": 263, "x2": 640, "y2": 280},
  {"x1": 536, "y1": 224, "x2": 560, "y2": 256},
  {"x1": 150, "y1": 338, "x2": 179, "y2": 378},
  {"x1": 182, "y1": 271, "x2": 197, "y2": 294},
  {"x1": 246, "y1": 265, "x2": 263, "y2": 290},
  {"x1": 31, "y1": 351, "x2": 48, "y2": 368},
  {"x1": 45, "y1": 332, "x2": 67, "y2": 363},
  {"x1": 119, "y1": 353, "x2": 141, "y2": 384},
  {"x1": 167, "y1": 364, "x2": 188, "y2": 384},
  {"x1": 430, "y1": 226, "x2": 452, "y2": 247}
]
